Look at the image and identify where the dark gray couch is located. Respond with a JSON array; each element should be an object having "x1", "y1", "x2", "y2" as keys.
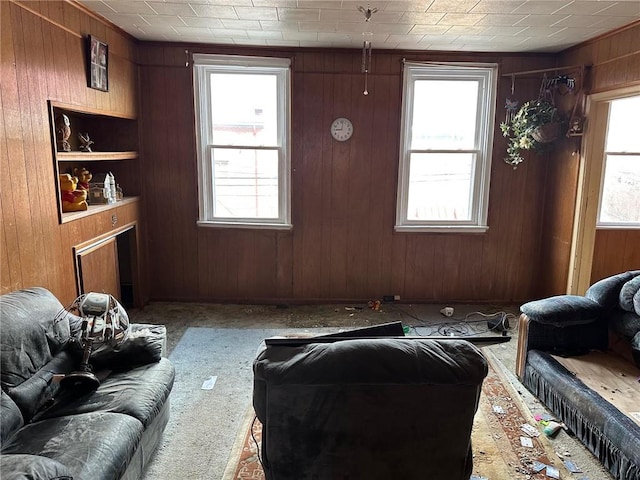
[
  {"x1": 0, "y1": 287, "x2": 175, "y2": 480},
  {"x1": 516, "y1": 270, "x2": 640, "y2": 480},
  {"x1": 253, "y1": 337, "x2": 488, "y2": 480}
]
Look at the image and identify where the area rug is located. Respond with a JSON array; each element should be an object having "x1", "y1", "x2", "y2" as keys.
[{"x1": 222, "y1": 350, "x2": 565, "y2": 480}]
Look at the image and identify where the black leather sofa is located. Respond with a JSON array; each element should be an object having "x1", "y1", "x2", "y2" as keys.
[
  {"x1": 253, "y1": 336, "x2": 488, "y2": 480},
  {"x1": 0, "y1": 287, "x2": 175, "y2": 480},
  {"x1": 516, "y1": 270, "x2": 640, "y2": 480}
]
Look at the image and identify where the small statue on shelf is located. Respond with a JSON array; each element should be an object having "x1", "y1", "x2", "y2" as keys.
[
  {"x1": 78, "y1": 132, "x2": 94, "y2": 152},
  {"x1": 55, "y1": 114, "x2": 72, "y2": 152}
]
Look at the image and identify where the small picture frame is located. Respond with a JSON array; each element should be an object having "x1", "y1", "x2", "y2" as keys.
[{"x1": 88, "y1": 35, "x2": 108, "y2": 92}]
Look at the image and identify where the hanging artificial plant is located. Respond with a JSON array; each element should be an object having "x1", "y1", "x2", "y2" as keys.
[
  {"x1": 500, "y1": 74, "x2": 566, "y2": 169},
  {"x1": 500, "y1": 99, "x2": 562, "y2": 168}
]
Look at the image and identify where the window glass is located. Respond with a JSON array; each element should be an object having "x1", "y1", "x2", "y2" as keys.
[
  {"x1": 598, "y1": 95, "x2": 640, "y2": 226},
  {"x1": 396, "y1": 63, "x2": 497, "y2": 232},
  {"x1": 193, "y1": 55, "x2": 290, "y2": 228}
]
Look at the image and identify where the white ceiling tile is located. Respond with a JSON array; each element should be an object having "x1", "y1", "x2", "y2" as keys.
[
  {"x1": 317, "y1": 32, "x2": 355, "y2": 42},
  {"x1": 437, "y1": 13, "x2": 486, "y2": 25},
  {"x1": 259, "y1": 20, "x2": 300, "y2": 31},
  {"x1": 146, "y1": 2, "x2": 196, "y2": 16},
  {"x1": 552, "y1": 14, "x2": 609, "y2": 28},
  {"x1": 399, "y1": 11, "x2": 446, "y2": 23},
  {"x1": 277, "y1": 8, "x2": 320, "y2": 22},
  {"x1": 386, "y1": 33, "x2": 425, "y2": 43},
  {"x1": 368, "y1": 23, "x2": 414, "y2": 34},
  {"x1": 247, "y1": 30, "x2": 284, "y2": 40},
  {"x1": 99, "y1": 1, "x2": 155, "y2": 14},
  {"x1": 475, "y1": 14, "x2": 528, "y2": 26},
  {"x1": 220, "y1": 19, "x2": 262, "y2": 29},
  {"x1": 211, "y1": 28, "x2": 249, "y2": 37},
  {"x1": 282, "y1": 31, "x2": 318, "y2": 41},
  {"x1": 512, "y1": 1, "x2": 571, "y2": 15},
  {"x1": 190, "y1": 5, "x2": 238, "y2": 18},
  {"x1": 410, "y1": 24, "x2": 451, "y2": 34},
  {"x1": 427, "y1": 0, "x2": 483, "y2": 13},
  {"x1": 383, "y1": 1, "x2": 434, "y2": 12},
  {"x1": 594, "y1": 2, "x2": 640, "y2": 15},
  {"x1": 470, "y1": 1, "x2": 526, "y2": 14},
  {"x1": 139, "y1": 15, "x2": 187, "y2": 26},
  {"x1": 181, "y1": 17, "x2": 225, "y2": 28},
  {"x1": 234, "y1": 6, "x2": 279, "y2": 21},
  {"x1": 252, "y1": 0, "x2": 297, "y2": 6},
  {"x1": 75, "y1": 0, "x2": 640, "y2": 53},
  {"x1": 298, "y1": 21, "x2": 340, "y2": 32}
]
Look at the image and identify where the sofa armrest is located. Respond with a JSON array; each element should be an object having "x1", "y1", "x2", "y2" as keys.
[
  {"x1": 516, "y1": 296, "x2": 609, "y2": 376},
  {"x1": 88, "y1": 324, "x2": 167, "y2": 371}
]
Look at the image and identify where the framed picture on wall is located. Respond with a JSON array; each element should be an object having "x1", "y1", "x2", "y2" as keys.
[{"x1": 87, "y1": 35, "x2": 108, "y2": 92}]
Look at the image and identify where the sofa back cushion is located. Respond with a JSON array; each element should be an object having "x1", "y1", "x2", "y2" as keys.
[
  {"x1": 619, "y1": 275, "x2": 640, "y2": 315},
  {"x1": 1, "y1": 390, "x2": 23, "y2": 444},
  {"x1": 0, "y1": 288, "x2": 74, "y2": 420},
  {"x1": 586, "y1": 270, "x2": 640, "y2": 309}
]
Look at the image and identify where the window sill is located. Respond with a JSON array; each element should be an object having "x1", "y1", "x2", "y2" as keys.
[
  {"x1": 197, "y1": 220, "x2": 293, "y2": 231},
  {"x1": 394, "y1": 225, "x2": 489, "y2": 233}
]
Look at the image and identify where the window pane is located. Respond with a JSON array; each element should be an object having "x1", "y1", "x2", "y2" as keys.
[
  {"x1": 407, "y1": 153, "x2": 474, "y2": 221},
  {"x1": 411, "y1": 80, "x2": 478, "y2": 150},
  {"x1": 600, "y1": 154, "x2": 640, "y2": 223},
  {"x1": 212, "y1": 148, "x2": 279, "y2": 219},
  {"x1": 606, "y1": 96, "x2": 640, "y2": 152},
  {"x1": 210, "y1": 73, "x2": 278, "y2": 147}
]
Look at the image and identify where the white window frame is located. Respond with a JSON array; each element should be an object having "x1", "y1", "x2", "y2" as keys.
[
  {"x1": 193, "y1": 54, "x2": 292, "y2": 229},
  {"x1": 596, "y1": 94, "x2": 640, "y2": 229},
  {"x1": 396, "y1": 62, "x2": 497, "y2": 232}
]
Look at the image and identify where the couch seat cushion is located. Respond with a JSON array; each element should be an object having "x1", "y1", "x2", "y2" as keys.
[
  {"x1": 521, "y1": 295, "x2": 603, "y2": 326},
  {"x1": 1, "y1": 412, "x2": 142, "y2": 480},
  {"x1": 34, "y1": 358, "x2": 174, "y2": 428},
  {"x1": 1, "y1": 454, "x2": 72, "y2": 480}
]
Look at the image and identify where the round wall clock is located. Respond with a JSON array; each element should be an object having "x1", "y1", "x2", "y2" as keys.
[{"x1": 330, "y1": 117, "x2": 353, "y2": 141}]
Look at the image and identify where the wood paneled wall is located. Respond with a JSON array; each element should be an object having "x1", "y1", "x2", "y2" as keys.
[
  {"x1": 0, "y1": 1, "x2": 141, "y2": 306},
  {"x1": 553, "y1": 22, "x2": 640, "y2": 291},
  {"x1": 139, "y1": 45, "x2": 561, "y2": 303}
]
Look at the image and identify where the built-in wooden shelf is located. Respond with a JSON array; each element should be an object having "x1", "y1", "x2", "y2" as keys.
[
  {"x1": 61, "y1": 196, "x2": 139, "y2": 224},
  {"x1": 57, "y1": 151, "x2": 138, "y2": 162}
]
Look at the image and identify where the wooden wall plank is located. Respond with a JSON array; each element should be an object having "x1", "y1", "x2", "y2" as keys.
[{"x1": 1, "y1": 1, "x2": 141, "y2": 305}]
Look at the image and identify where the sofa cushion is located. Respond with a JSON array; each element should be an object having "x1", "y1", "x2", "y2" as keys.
[
  {"x1": 0, "y1": 288, "x2": 78, "y2": 421},
  {"x1": 34, "y1": 358, "x2": 175, "y2": 428},
  {"x1": 586, "y1": 270, "x2": 640, "y2": 309},
  {"x1": 632, "y1": 332, "x2": 640, "y2": 368},
  {"x1": 0, "y1": 454, "x2": 72, "y2": 480},
  {"x1": 520, "y1": 295, "x2": 603, "y2": 326},
  {"x1": 619, "y1": 275, "x2": 640, "y2": 314},
  {"x1": 1, "y1": 391, "x2": 23, "y2": 445},
  {"x1": 1, "y1": 412, "x2": 142, "y2": 480}
]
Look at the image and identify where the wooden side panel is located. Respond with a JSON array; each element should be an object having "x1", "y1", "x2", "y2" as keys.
[
  {"x1": 77, "y1": 237, "x2": 120, "y2": 299},
  {"x1": 0, "y1": 1, "x2": 140, "y2": 306},
  {"x1": 590, "y1": 229, "x2": 640, "y2": 283}
]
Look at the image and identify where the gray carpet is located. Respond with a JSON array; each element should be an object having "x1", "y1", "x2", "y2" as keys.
[{"x1": 142, "y1": 327, "x2": 328, "y2": 480}]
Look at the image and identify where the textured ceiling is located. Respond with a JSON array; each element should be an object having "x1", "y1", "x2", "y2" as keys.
[{"x1": 78, "y1": 0, "x2": 640, "y2": 53}]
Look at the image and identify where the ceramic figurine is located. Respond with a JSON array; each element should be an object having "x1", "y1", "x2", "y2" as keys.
[
  {"x1": 56, "y1": 114, "x2": 72, "y2": 152},
  {"x1": 78, "y1": 132, "x2": 94, "y2": 152}
]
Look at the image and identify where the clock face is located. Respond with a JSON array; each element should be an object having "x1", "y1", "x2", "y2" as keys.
[{"x1": 330, "y1": 117, "x2": 353, "y2": 141}]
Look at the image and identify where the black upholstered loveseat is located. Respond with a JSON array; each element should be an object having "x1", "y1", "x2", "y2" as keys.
[
  {"x1": 516, "y1": 270, "x2": 640, "y2": 480},
  {"x1": 0, "y1": 287, "x2": 175, "y2": 480}
]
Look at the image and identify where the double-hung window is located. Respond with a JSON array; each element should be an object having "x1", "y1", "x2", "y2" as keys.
[
  {"x1": 396, "y1": 62, "x2": 497, "y2": 232},
  {"x1": 597, "y1": 95, "x2": 640, "y2": 227},
  {"x1": 194, "y1": 54, "x2": 291, "y2": 229}
]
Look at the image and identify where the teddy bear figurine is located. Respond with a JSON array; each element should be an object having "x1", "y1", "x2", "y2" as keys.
[
  {"x1": 73, "y1": 167, "x2": 93, "y2": 191},
  {"x1": 59, "y1": 174, "x2": 88, "y2": 212}
]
